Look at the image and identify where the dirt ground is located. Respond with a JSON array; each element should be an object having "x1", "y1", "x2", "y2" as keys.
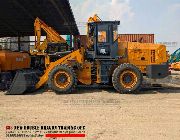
[{"x1": 0, "y1": 71, "x2": 180, "y2": 140}]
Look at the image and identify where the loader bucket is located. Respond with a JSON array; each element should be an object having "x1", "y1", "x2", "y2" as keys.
[{"x1": 6, "y1": 70, "x2": 39, "y2": 95}]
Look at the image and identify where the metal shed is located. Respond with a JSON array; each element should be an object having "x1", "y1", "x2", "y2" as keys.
[{"x1": 0, "y1": 0, "x2": 79, "y2": 37}]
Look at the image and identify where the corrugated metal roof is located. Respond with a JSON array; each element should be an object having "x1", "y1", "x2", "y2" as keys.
[{"x1": 0, "y1": 0, "x2": 79, "y2": 37}]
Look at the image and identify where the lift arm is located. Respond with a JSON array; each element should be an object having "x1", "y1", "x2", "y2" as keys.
[
  {"x1": 88, "y1": 14, "x2": 102, "y2": 23},
  {"x1": 35, "y1": 47, "x2": 85, "y2": 89},
  {"x1": 32, "y1": 17, "x2": 67, "y2": 54}
]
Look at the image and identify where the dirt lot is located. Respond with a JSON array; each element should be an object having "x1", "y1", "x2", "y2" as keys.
[{"x1": 0, "y1": 71, "x2": 180, "y2": 140}]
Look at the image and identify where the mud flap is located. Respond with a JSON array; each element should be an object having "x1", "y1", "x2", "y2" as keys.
[{"x1": 6, "y1": 70, "x2": 39, "y2": 95}]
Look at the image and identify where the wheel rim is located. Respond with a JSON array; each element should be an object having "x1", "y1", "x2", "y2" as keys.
[
  {"x1": 120, "y1": 70, "x2": 138, "y2": 89},
  {"x1": 54, "y1": 71, "x2": 71, "y2": 89}
]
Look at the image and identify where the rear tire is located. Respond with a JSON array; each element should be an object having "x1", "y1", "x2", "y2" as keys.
[
  {"x1": 48, "y1": 64, "x2": 77, "y2": 94},
  {"x1": 112, "y1": 63, "x2": 142, "y2": 94}
]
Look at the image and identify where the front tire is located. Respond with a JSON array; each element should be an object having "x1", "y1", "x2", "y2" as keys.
[
  {"x1": 112, "y1": 63, "x2": 142, "y2": 94},
  {"x1": 48, "y1": 64, "x2": 77, "y2": 94}
]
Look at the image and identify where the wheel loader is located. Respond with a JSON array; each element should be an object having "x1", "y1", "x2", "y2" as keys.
[
  {"x1": 6, "y1": 15, "x2": 169, "y2": 95},
  {"x1": 169, "y1": 48, "x2": 180, "y2": 71},
  {"x1": 0, "y1": 17, "x2": 70, "y2": 92},
  {"x1": 0, "y1": 49, "x2": 31, "y2": 90}
]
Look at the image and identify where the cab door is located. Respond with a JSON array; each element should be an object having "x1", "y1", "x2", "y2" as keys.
[{"x1": 96, "y1": 24, "x2": 111, "y2": 57}]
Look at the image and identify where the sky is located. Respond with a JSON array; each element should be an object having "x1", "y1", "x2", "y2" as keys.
[{"x1": 69, "y1": 0, "x2": 180, "y2": 53}]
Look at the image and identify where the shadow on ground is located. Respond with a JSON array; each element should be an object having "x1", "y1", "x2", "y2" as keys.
[{"x1": 1, "y1": 85, "x2": 180, "y2": 96}]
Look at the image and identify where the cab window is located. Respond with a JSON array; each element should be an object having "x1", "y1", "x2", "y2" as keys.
[
  {"x1": 98, "y1": 31, "x2": 107, "y2": 43},
  {"x1": 113, "y1": 25, "x2": 118, "y2": 41}
]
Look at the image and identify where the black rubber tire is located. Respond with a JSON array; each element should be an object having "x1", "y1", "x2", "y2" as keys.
[
  {"x1": 48, "y1": 64, "x2": 77, "y2": 94},
  {"x1": 112, "y1": 63, "x2": 142, "y2": 94}
]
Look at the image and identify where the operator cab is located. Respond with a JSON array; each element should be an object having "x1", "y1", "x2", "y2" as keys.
[{"x1": 86, "y1": 21, "x2": 120, "y2": 60}]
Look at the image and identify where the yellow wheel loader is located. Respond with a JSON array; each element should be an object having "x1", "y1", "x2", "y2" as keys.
[
  {"x1": 6, "y1": 15, "x2": 169, "y2": 95},
  {"x1": 170, "y1": 62, "x2": 180, "y2": 71}
]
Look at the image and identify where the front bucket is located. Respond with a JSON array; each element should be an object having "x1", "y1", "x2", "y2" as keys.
[{"x1": 6, "y1": 70, "x2": 39, "y2": 95}]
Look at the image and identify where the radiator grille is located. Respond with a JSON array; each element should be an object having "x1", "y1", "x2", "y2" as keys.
[{"x1": 151, "y1": 50, "x2": 155, "y2": 63}]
